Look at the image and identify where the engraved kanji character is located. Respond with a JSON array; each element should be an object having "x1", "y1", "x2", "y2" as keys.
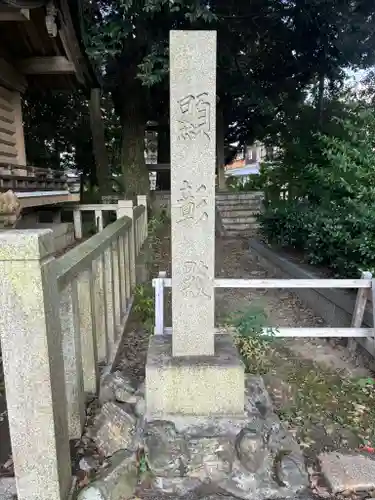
[{"x1": 180, "y1": 260, "x2": 210, "y2": 298}]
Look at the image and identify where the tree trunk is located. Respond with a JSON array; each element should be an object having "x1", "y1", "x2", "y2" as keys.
[
  {"x1": 156, "y1": 125, "x2": 170, "y2": 191},
  {"x1": 317, "y1": 72, "x2": 325, "y2": 128},
  {"x1": 120, "y1": 96, "x2": 149, "y2": 200},
  {"x1": 89, "y1": 88, "x2": 111, "y2": 197},
  {"x1": 216, "y1": 104, "x2": 226, "y2": 191}
]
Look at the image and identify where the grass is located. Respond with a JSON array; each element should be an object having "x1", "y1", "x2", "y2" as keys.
[
  {"x1": 227, "y1": 304, "x2": 375, "y2": 460},
  {"x1": 257, "y1": 345, "x2": 375, "y2": 463}
]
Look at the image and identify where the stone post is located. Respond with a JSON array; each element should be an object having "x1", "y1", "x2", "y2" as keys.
[
  {"x1": 117, "y1": 200, "x2": 136, "y2": 288},
  {"x1": 73, "y1": 208, "x2": 83, "y2": 239},
  {"x1": 0, "y1": 229, "x2": 71, "y2": 500},
  {"x1": 137, "y1": 194, "x2": 148, "y2": 240},
  {"x1": 145, "y1": 30, "x2": 244, "y2": 417},
  {"x1": 103, "y1": 245, "x2": 115, "y2": 358},
  {"x1": 170, "y1": 30, "x2": 216, "y2": 356},
  {"x1": 77, "y1": 268, "x2": 99, "y2": 394},
  {"x1": 59, "y1": 280, "x2": 85, "y2": 439}
]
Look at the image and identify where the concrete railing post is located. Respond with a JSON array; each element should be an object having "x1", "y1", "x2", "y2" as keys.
[
  {"x1": 137, "y1": 194, "x2": 148, "y2": 242},
  {"x1": 77, "y1": 268, "x2": 99, "y2": 394},
  {"x1": 0, "y1": 229, "x2": 71, "y2": 500},
  {"x1": 59, "y1": 280, "x2": 85, "y2": 439},
  {"x1": 92, "y1": 257, "x2": 107, "y2": 362},
  {"x1": 117, "y1": 200, "x2": 136, "y2": 288},
  {"x1": 103, "y1": 246, "x2": 115, "y2": 359},
  {"x1": 73, "y1": 208, "x2": 82, "y2": 239},
  {"x1": 111, "y1": 239, "x2": 122, "y2": 335}
]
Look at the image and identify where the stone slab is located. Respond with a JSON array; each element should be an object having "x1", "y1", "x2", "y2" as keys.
[
  {"x1": 146, "y1": 334, "x2": 244, "y2": 416},
  {"x1": 319, "y1": 452, "x2": 375, "y2": 493},
  {"x1": 91, "y1": 402, "x2": 137, "y2": 457},
  {"x1": 0, "y1": 477, "x2": 16, "y2": 500},
  {"x1": 170, "y1": 30, "x2": 217, "y2": 356}
]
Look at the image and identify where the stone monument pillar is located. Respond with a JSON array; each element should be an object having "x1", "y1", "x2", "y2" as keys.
[{"x1": 146, "y1": 30, "x2": 244, "y2": 417}]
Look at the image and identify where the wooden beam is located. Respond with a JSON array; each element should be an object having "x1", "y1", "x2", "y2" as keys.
[
  {"x1": 59, "y1": 26, "x2": 85, "y2": 84},
  {"x1": 0, "y1": 7, "x2": 29, "y2": 21},
  {"x1": 0, "y1": 59, "x2": 27, "y2": 92},
  {"x1": 17, "y1": 57, "x2": 75, "y2": 75}
]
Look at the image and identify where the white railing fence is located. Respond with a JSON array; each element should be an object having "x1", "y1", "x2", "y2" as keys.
[
  {"x1": 153, "y1": 271, "x2": 375, "y2": 351},
  {"x1": 0, "y1": 197, "x2": 148, "y2": 500}
]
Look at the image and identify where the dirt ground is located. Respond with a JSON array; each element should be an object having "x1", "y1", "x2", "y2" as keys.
[{"x1": 117, "y1": 225, "x2": 375, "y2": 478}]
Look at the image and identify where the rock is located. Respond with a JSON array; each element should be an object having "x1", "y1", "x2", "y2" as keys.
[
  {"x1": 136, "y1": 382, "x2": 145, "y2": 397},
  {"x1": 319, "y1": 452, "x2": 375, "y2": 494},
  {"x1": 152, "y1": 476, "x2": 201, "y2": 496},
  {"x1": 244, "y1": 375, "x2": 273, "y2": 417},
  {"x1": 99, "y1": 371, "x2": 136, "y2": 405},
  {"x1": 144, "y1": 420, "x2": 190, "y2": 477},
  {"x1": 187, "y1": 437, "x2": 235, "y2": 482},
  {"x1": 276, "y1": 451, "x2": 308, "y2": 489},
  {"x1": 0, "y1": 477, "x2": 17, "y2": 500},
  {"x1": 92, "y1": 402, "x2": 137, "y2": 457},
  {"x1": 134, "y1": 396, "x2": 146, "y2": 417},
  {"x1": 235, "y1": 428, "x2": 270, "y2": 474},
  {"x1": 114, "y1": 388, "x2": 138, "y2": 404},
  {"x1": 78, "y1": 450, "x2": 137, "y2": 500},
  {"x1": 79, "y1": 455, "x2": 100, "y2": 472}
]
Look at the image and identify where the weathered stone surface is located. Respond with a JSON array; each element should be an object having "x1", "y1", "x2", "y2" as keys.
[
  {"x1": 115, "y1": 389, "x2": 138, "y2": 405},
  {"x1": 79, "y1": 455, "x2": 100, "y2": 473},
  {"x1": 235, "y1": 428, "x2": 270, "y2": 474},
  {"x1": 135, "y1": 396, "x2": 146, "y2": 417},
  {"x1": 170, "y1": 30, "x2": 217, "y2": 357},
  {"x1": 78, "y1": 450, "x2": 137, "y2": 500},
  {"x1": 0, "y1": 477, "x2": 17, "y2": 500},
  {"x1": 187, "y1": 437, "x2": 235, "y2": 482},
  {"x1": 244, "y1": 375, "x2": 273, "y2": 418},
  {"x1": 145, "y1": 387, "x2": 308, "y2": 500},
  {"x1": 146, "y1": 335, "x2": 244, "y2": 416},
  {"x1": 99, "y1": 371, "x2": 136, "y2": 405},
  {"x1": 319, "y1": 452, "x2": 375, "y2": 493},
  {"x1": 151, "y1": 476, "x2": 201, "y2": 496},
  {"x1": 144, "y1": 420, "x2": 190, "y2": 477},
  {"x1": 91, "y1": 402, "x2": 136, "y2": 457},
  {"x1": 0, "y1": 229, "x2": 71, "y2": 500},
  {"x1": 277, "y1": 452, "x2": 307, "y2": 489}
]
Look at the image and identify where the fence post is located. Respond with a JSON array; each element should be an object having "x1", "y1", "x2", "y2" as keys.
[
  {"x1": 95, "y1": 209, "x2": 104, "y2": 232},
  {"x1": 117, "y1": 200, "x2": 136, "y2": 288},
  {"x1": 59, "y1": 280, "x2": 85, "y2": 439},
  {"x1": 154, "y1": 271, "x2": 166, "y2": 335},
  {"x1": 0, "y1": 229, "x2": 71, "y2": 500},
  {"x1": 77, "y1": 268, "x2": 99, "y2": 394},
  {"x1": 103, "y1": 245, "x2": 115, "y2": 358},
  {"x1": 73, "y1": 208, "x2": 82, "y2": 239},
  {"x1": 137, "y1": 194, "x2": 148, "y2": 242},
  {"x1": 349, "y1": 271, "x2": 372, "y2": 353}
]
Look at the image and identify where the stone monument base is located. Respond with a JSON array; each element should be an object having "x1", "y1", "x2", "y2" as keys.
[
  {"x1": 145, "y1": 334, "x2": 244, "y2": 416},
  {"x1": 142, "y1": 376, "x2": 308, "y2": 500}
]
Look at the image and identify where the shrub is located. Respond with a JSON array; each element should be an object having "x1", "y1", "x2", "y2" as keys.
[{"x1": 259, "y1": 100, "x2": 375, "y2": 277}]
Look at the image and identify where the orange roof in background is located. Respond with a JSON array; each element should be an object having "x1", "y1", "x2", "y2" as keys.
[{"x1": 225, "y1": 159, "x2": 245, "y2": 170}]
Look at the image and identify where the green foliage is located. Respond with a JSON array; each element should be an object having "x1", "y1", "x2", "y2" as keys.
[
  {"x1": 259, "y1": 99, "x2": 375, "y2": 277},
  {"x1": 227, "y1": 174, "x2": 265, "y2": 192},
  {"x1": 228, "y1": 305, "x2": 276, "y2": 374},
  {"x1": 133, "y1": 284, "x2": 154, "y2": 332}
]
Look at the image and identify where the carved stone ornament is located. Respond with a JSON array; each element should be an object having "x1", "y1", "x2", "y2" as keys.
[
  {"x1": 0, "y1": 190, "x2": 21, "y2": 228},
  {"x1": 45, "y1": 0, "x2": 57, "y2": 37}
]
